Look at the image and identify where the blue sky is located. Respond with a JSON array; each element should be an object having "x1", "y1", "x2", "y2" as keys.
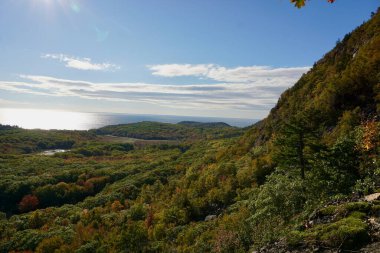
[{"x1": 0, "y1": 0, "x2": 378, "y2": 119}]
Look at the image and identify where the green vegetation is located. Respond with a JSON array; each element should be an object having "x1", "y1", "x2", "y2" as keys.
[
  {"x1": 0, "y1": 8, "x2": 379, "y2": 253},
  {"x1": 93, "y1": 121, "x2": 243, "y2": 141},
  {"x1": 0, "y1": 125, "x2": 95, "y2": 154},
  {"x1": 289, "y1": 215, "x2": 369, "y2": 250}
]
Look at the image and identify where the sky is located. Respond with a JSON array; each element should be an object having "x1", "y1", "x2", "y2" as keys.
[{"x1": 0, "y1": 0, "x2": 378, "y2": 120}]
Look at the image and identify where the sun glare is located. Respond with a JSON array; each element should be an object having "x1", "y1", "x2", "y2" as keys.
[
  {"x1": 0, "y1": 108, "x2": 95, "y2": 130},
  {"x1": 29, "y1": 0, "x2": 81, "y2": 14}
]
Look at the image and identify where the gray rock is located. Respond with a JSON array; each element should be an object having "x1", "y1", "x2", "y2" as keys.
[
  {"x1": 204, "y1": 215, "x2": 217, "y2": 221},
  {"x1": 360, "y1": 242, "x2": 380, "y2": 252}
]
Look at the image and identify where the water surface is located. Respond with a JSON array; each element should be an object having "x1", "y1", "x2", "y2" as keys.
[
  {"x1": 40, "y1": 149, "x2": 68, "y2": 156},
  {"x1": 0, "y1": 108, "x2": 256, "y2": 130}
]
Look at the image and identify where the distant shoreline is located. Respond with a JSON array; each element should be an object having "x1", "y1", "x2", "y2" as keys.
[{"x1": 0, "y1": 108, "x2": 257, "y2": 130}]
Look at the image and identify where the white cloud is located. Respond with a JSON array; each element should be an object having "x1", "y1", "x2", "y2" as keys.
[
  {"x1": 0, "y1": 75, "x2": 284, "y2": 111},
  {"x1": 148, "y1": 64, "x2": 310, "y2": 85},
  {"x1": 0, "y1": 64, "x2": 309, "y2": 115},
  {"x1": 42, "y1": 54, "x2": 120, "y2": 71},
  {"x1": 149, "y1": 64, "x2": 214, "y2": 77}
]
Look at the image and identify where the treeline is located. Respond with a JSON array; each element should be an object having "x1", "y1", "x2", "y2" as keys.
[
  {"x1": 93, "y1": 121, "x2": 243, "y2": 141},
  {"x1": 0, "y1": 125, "x2": 95, "y2": 154}
]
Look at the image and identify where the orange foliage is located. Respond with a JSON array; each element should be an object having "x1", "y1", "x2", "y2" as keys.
[
  {"x1": 18, "y1": 194, "x2": 39, "y2": 212},
  {"x1": 111, "y1": 200, "x2": 124, "y2": 211},
  {"x1": 361, "y1": 120, "x2": 379, "y2": 152},
  {"x1": 145, "y1": 208, "x2": 154, "y2": 228}
]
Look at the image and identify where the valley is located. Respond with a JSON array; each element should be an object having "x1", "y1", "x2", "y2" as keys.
[{"x1": 0, "y1": 4, "x2": 379, "y2": 253}]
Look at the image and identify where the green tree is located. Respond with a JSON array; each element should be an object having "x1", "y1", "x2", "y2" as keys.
[
  {"x1": 29, "y1": 211, "x2": 45, "y2": 229},
  {"x1": 117, "y1": 221, "x2": 149, "y2": 253},
  {"x1": 274, "y1": 113, "x2": 321, "y2": 179},
  {"x1": 321, "y1": 135, "x2": 360, "y2": 193},
  {"x1": 35, "y1": 236, "x2": 64, "y2": 253}
]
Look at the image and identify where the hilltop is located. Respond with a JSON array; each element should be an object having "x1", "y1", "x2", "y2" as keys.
[{"x1": 92, "y1": 121, "x2": 242, "y2": 141}]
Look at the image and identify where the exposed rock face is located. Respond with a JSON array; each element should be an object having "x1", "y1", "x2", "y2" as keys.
[
  {"x1": 204, "y1": 215, "x2": 217, "y2": 221},
  {"x1": 365, "y1": 193, "x2": 380, "y2": 202}
]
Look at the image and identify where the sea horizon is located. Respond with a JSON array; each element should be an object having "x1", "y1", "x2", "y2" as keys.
[{"x1": 0, "y1": 108, "x2": 257, "y2": 130}]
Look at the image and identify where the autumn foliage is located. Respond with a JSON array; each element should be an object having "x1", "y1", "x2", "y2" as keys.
[
  {"x1": 18, "y1": 194, "x2": 39, "y2": 213},
  {"x1": 1, "y1": 9, "x2": 380, "y2": 253},
  {"x1": 359, "y1": 120, "x2": 379, "y2": 152},
  {"x1": 290, "y1": 0, "x2": 335, "y2": 8}
]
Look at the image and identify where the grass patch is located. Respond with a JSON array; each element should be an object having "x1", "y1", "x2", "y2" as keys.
[
  {"x1": 318, "y1": 205, "x2": 337, "y2": 216},
  {"x1": 341, "y1": 202, "x2": 371, "y2": 213},
  {"x1": 318, "y1": 202, "x2": 371, "y2": 220}
]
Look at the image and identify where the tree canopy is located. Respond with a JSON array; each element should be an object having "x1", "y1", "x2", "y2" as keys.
[{"x1": 291, "y1": 0, "x2": 335, "y2": 8}]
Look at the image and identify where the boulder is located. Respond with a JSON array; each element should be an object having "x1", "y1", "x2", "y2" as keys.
[
  {"x1": 364, "y1": 193, "x2": 380, "y2": 202},
  {"x1": 204, "y1": 215, "x2": 217, "y2": 221}
]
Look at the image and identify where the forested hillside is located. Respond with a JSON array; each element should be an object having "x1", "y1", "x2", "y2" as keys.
[
  {"x1": 0, "y1": 8, "x2": 379, "y2": 253},
  {"x1": 234, "y1": 9, "x2": 379, "y2": 155},
  {"x1": 93, "y1": 121, "x2": 242, "y2": 141},
  {"x1": 0, "y1": 125, "x2": 96, "y2": 155}
]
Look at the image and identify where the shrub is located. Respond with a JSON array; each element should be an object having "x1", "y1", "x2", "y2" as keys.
[
  {"x1": 117, "y1": 221, "x2": 148, "y2": 252},
  {"x1": 319, "y1": 216, "x2": 369, "y2": 249},
  {"x1": 35, "y1": 236, "x2": 64, "y2": 253},
  {"x1": 287, "y1": 214, "x2": 369, "y2": 250},
  {"x1": 19, "y1": 195, "x2": 39, "y2": 213},
  {"x1": 248, "y1": 170, "x2": 308, "y2": 223},
  {"x1": 128, "y1": 204, "x2": 146, "y2": 221}
]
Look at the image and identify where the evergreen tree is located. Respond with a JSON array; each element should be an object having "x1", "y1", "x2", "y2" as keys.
[{"x1": 274, "y1": 112, "x2": 322, "y2": 179}]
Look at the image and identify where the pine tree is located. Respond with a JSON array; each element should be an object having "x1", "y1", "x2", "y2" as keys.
[{"x1": 274, "y1": 112, "x2": 321, "y2": 179}]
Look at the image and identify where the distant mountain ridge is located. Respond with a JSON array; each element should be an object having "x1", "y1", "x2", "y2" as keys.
[
  {"x1": 177, "y1": 121, "x2": 231, "y2": 128},
  {"x1": 93, "y1": 121, "x2": 241, "y2": 141}
]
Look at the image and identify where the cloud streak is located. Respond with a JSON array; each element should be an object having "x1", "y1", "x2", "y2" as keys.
[
  {"x1": 42, "y1": 54, "x2": 120, "y2": 71},
  {"x1": 148, "y1": 64, "x2": 310, "y2": 84},
  {"x1": 0, "y1": 64, "x2": 309, "y2": 113},
  {"x1": 0, "y1": 75, "x2": 287, "y2": 111}
]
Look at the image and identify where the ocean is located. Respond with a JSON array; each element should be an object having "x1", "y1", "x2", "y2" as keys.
[{"x1": 0, "y1": 108, "x2": 257, "y2": 130}]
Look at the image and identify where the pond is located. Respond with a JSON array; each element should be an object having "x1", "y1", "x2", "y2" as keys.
[{"x1": 40, "y1": 149, "x2": 69, "y2": 156}]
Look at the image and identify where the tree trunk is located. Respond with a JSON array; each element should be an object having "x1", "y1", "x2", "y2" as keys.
[{"x1": 298, "y1": 132, "x2": 306, "y2": 180}]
